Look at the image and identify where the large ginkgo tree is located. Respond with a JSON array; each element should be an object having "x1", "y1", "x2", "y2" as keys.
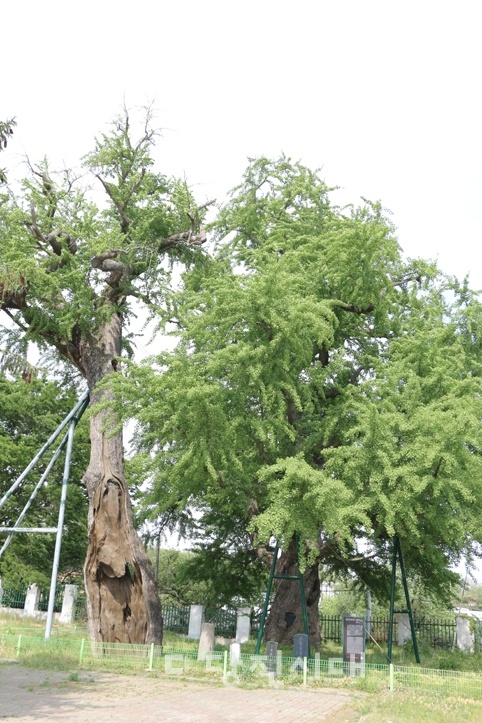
[
  {"x1": 0, "y1": 109, "x2": 211, "y2": 644},
  {"x1": 110, "y1": 156, "x2": 482, "y2": 647}
]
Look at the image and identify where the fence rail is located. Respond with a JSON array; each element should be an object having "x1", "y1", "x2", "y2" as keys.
[
  {"x1": 0, "y1": 587, "x2": 27, "y2": 609},
  {"x1": 204, "y1": 607, "x2": 237, "y2": 637},
  {"x1": 38, "y1": 585, "x2": 64, "y2": 613},
  {"x1": 162, "y1": 605, "x2": 190, "y2": 634},
  {"x1": 1, "y1": 588, "x2": 477, "y2": 653},
  {"x1": 2, "y1": 632, "x2": 482, "y2": 699},
  {"x1": 320, "y1": 614, "x2": 457, "y2": 649}
]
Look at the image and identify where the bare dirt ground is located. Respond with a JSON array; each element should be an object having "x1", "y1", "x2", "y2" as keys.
[{"x1": 0, "y1": 662, "x2": 357, "y2": 722}]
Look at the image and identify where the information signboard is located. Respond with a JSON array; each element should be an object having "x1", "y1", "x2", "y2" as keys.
[{"x1": 342, "y1": 615, "x2": 365, "y2": 675}]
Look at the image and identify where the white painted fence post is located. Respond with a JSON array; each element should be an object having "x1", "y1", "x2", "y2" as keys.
[
  {"x1": 24, "y1": 583, "x2": 40, "y2": 616},
  {"x1": 188, "y1": 604, "x2": 205, "y2": 639},
  {"x1": 236, "y1": 606, "x2": 251, "y2": 643},
  {"x1": 59, "y1": 584, "x2": 78, "y2": 624}
]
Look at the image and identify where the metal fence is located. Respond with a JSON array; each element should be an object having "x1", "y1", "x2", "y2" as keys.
[
  {"x1": 38, "y1": 586, "x2": 64, "y2": 613},
  {"x1": 0, "y1": 586, "x2": 27, "y2": 609},
  {"x1": 416, "y1": 618, "x2": 456, "y2": 649},
  {"x1": 320, "y1": 614, "x2": 457, "y2": 649},
  {"x1": 3, "y1": 632, "x2": 482, "y2": 699},
  {"x1": 0, "y1": 589, "x2": 468, "y2": 652},
  {"x1": 204, "y1": 607, "x2": 237, "y2": 637},
  {"x1": 0, "y1": 585, "x2": 64, "y2": 614},
  {"x1": 162, "y1": 605, "x2": 190, "y2": 634}
]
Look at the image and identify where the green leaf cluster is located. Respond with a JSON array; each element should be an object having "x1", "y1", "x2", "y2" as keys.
[{"x1": 108, "y1": 156, "x2": 482, "y2": 603}]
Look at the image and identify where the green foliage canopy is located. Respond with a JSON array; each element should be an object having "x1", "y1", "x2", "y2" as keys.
[{"x1": 111, "y1": 156, "x2": 482, "y2": 605}]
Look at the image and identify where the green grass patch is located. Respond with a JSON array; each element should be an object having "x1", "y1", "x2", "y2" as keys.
[{"x1": 349, "y1": 691, "x2": 482, "y2": 722}]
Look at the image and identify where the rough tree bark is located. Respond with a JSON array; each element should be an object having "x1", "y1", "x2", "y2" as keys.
[
  {"x1": 80, "y1": 314, "x2": 162, "y2": 644},
  {"x1": 264, "y1": 537, "x2": 321, "y2": 650}
]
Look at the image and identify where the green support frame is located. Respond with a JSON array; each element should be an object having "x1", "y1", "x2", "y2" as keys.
[
  {"x1": 387, "y1": 536, "x2": 420, "y2": 664},
  {"x1": 255, "y1": 533, "x2": 310, "y2": 656}
]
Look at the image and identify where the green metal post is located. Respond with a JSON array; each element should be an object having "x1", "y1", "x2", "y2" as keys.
[
  {"x1": 148, "y1": 642, "x2": 155, "y2": 670},
  {"x1": 396, "y1": 537, "x2": 420, "y2": 664},
  {"x1": 295, "y1": 533, "x2": 310, "y2": 657},
  {"x1": 387, "y1": 538, "x2": 397, "y2": 664},
  {"x1": 255, "y1": 543, "x2": 279, "y2": 655},
  {"x1": 256, "y1": 535, "x2": 311, "y2": 656}
]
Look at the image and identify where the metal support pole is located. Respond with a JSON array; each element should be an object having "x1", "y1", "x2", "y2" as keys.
[
  {"x1": 0, "y1": 431, "x2": 69, "y2": 559},
  {"x1": 255, "y1": 543, "x2": 279, "y2": 655},
  {"x1": 44, "y1": 394, "x2": 89, "y2": 639},
  {"x1": 255, "y1": 535, "x2": 311, "y2": 656},
  {"x1": 397, "y1": 538, "x2": 420, "y2": 664},
  {"x1": 387, "y1": 538, "x2": 397, "y2": 664},
  {"x1": 296, "y1": 533, "x2": 310, "y2": 657},
  {"x1": 0, "y1": 390, "x2": 89, "y2": 511},
  {"x1": 45, "y1": 417, "x2": 77, "y2": 639}
]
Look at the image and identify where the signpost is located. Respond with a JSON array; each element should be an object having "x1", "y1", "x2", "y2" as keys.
[{"x1": 342, "y1": 615, "x2": 365, "y2": 676}]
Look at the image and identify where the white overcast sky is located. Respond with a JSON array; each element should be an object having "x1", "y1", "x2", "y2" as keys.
[{"x1": 3, "y1": 0, "x2": 481, "y2": 286}]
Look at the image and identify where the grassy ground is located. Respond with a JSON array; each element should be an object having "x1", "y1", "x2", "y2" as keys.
[
  {"x1": 3, "y1": 611, "x2": 482, "y2": 670},
  {"x1": 4, "y1": 613, "x2": 482, "y2": 720},
  {"x1": 334, "y1": 691, "x2": 482, "y2": 722}
]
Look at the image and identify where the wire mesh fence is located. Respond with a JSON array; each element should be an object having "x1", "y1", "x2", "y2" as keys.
[{"x1": 3, "y1": 632, "x2": 482, "y2": 699}]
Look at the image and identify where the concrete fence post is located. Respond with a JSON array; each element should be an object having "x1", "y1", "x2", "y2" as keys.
[
  {"x1": 24, "y1": 583, "x2": 40, "y2": 616},
  {"x1": 236, "y1": 606, "x2": 251, "y2": 643},
  {"x1": 197, "y1": 622, "x2": 215, "y2": 661},
  {"x1": 188, "y1": 605, "x2": 205, "y2": 639},
  {"x1": 456, "y1": 616, "x2": 475, "y2": 653},
  {"x1": 59, "y1": 584, "x2": 78, "y2": 624}
]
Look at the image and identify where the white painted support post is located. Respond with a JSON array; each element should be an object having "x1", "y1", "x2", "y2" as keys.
[
  {"x1": 24, "y1": 583, "x2": 40, "y2": 616},
  {"x1": 188, "y1": 605, "x2": 205, "y2": 639},
  {"x1": 236, "y1": 606, "x2": 251, "y2": 643},
  {"x1": 59, "y1": 584, "x2": 78, "y2": 624},
  {"x1": 45, "y1": 416, "x2": 77, "y2": 639}
]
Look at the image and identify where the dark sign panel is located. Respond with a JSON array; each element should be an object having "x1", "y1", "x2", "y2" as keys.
[{"x1": 342, "y1": 616, "x2": 365, "y2": 673}]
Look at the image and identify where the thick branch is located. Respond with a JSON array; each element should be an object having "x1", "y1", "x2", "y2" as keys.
[{"x1": 96, "y1": 175, "x2": 131, "y2": 234}]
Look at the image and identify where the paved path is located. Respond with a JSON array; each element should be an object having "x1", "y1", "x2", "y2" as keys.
[{"x1": 0, "y1": 663, "x2": 356, "y2": 722}]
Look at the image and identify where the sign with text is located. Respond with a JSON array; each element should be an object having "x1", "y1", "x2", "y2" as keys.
[{"x1": 342, "y1": 615, "x2": 365, "y2": 671}]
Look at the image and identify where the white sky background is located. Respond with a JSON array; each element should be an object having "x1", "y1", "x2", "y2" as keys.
[
  {"x1": 3, "y1": 1, "x2": 481, "y2": 285},
  {"x1": 3, "y1": 1, "x2": 482, "y2": 577}
]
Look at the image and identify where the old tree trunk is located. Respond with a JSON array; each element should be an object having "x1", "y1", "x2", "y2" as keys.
[
  {"x1": 0, "y1": 113, "x2": 215, "y2": 645},
  {"x1": 80, "y1": 313, "x2": 162, "y2": 644},
  {"x1": 264, "y1": 537, "x2": 321, "y2": 649}
]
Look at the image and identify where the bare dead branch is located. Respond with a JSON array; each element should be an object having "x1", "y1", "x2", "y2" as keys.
[{"x1": 96, "y1": 174, "x2": 130, "y2": 234}]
